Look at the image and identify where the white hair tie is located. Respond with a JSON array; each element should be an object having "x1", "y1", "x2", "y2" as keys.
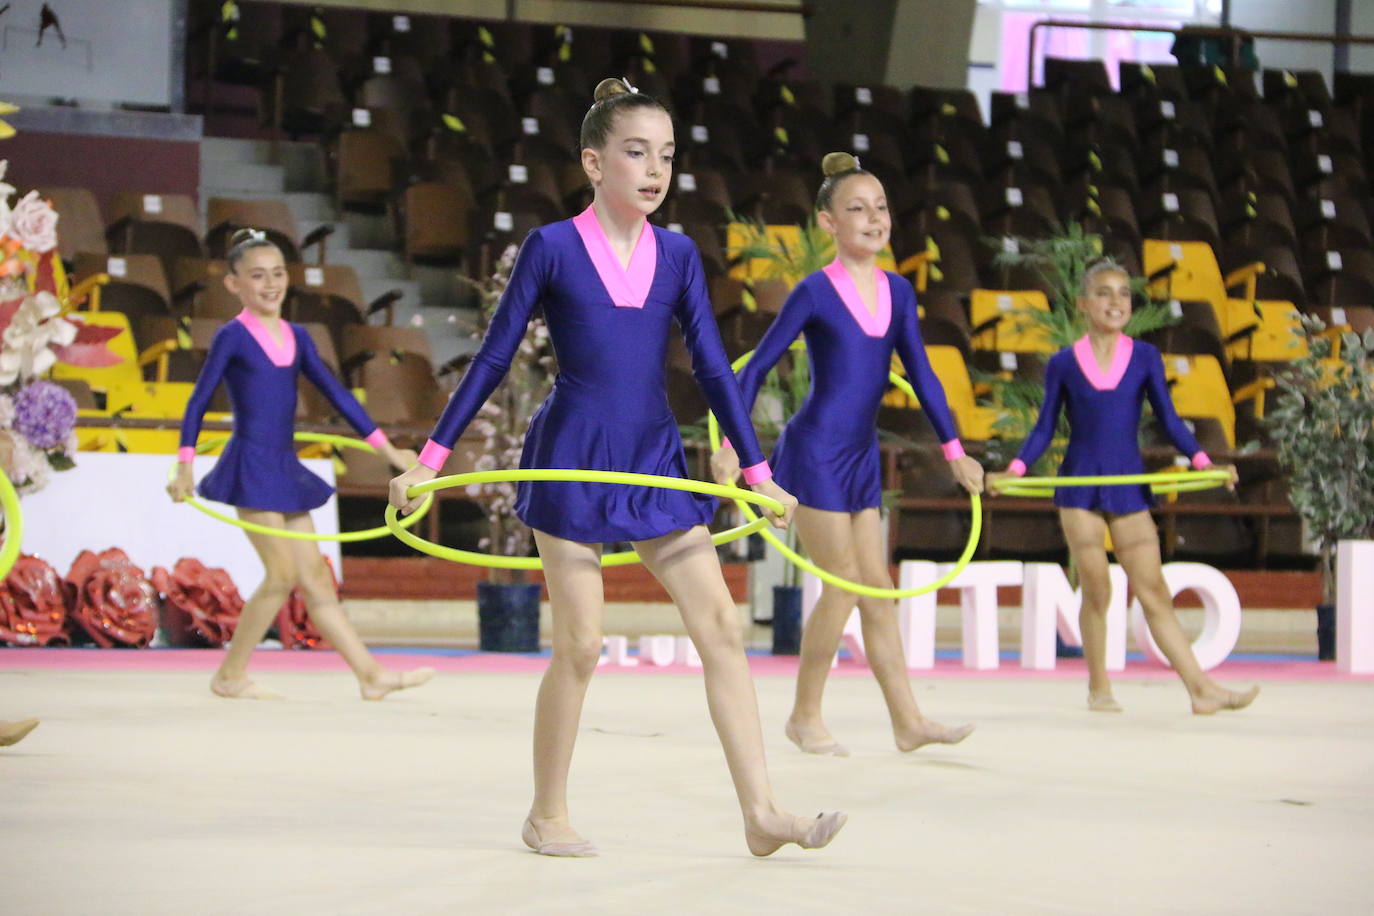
[{"x1": 623, "y1": 77, "x2": 638, "y2": 93}]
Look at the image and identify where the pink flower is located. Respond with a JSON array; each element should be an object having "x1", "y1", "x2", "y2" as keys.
[{"x1": 7, "y1": 191, "x2": 58, "y2": 254}]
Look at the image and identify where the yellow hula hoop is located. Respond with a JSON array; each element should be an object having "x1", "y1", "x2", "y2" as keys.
[
  {"x1": 0, "y1": 466, "x2": 23, "y2": 581},
  {"x1": 177, "y1": 432, "x2": 433, "y2": 542},
  {"x1": 707, "y1": 347, "x2": 983, "y2": 600},
  {"x1": 989, "y1": 469, "x2": 1232, "y2": 499},
  {"x1": 385, "y1": 469, "x2": 785, "y2": 569}
]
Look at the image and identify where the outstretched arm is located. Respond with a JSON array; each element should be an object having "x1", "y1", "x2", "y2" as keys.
[
  {"x1": 298, "y1": 330, "x2": 414, "y2": 470},
  {"x1": 391, "y1": 232, "x2": 548, "y2": 512},
  {"x1": 894, "y1": 295, "x2": 982, "y2": 492},
  {"x1": 169, "y1": 327, "x2": 234, "y2": 501},
  {"x1": 1007, "y1": 354, "x2": 1068, "y2": 477}
]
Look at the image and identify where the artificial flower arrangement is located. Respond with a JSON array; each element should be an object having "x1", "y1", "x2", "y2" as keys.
[{"x1": 0, "y1": 156, "x2": 120, "y2": 494}]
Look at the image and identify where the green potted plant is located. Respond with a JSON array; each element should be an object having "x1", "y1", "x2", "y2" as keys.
[
  {"x1": 1265, "y1": 316, "x2": 1374, "y2": 659},
  {"x1": 457, "y1": 244, "x2": 556, "y2": 652}
]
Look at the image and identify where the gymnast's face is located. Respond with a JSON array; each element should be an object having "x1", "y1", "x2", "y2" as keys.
[
  {"x1": 582, "y1": 107, "x2": 675, "y2": 218},
  {"x1": 819, "y1": 174, "x2": 890, "y2": 260},
  {"x1": 225, "y1": 246, "x2": 288, "y2": 317},
  {"x1": 1078, "y1": 269, "x2": 1133, "y2": 334}
]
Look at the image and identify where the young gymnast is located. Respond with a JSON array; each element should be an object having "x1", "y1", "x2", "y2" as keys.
[
  {"x1": 713, "y1": 153, "x2": 982, "y2": 757},
  {"x1": 987, "y1": 260, "x2": 1258, "y2": 714},
  {"x1": 390, "y1": 79, "x2": 845, "y2": 858},
  {"x1": 169, "y1": 229, "x2": 433, "y2": 702}
]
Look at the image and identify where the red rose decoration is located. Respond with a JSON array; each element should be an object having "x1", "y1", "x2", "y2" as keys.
[
  {"x1": 65, "y1": 548, "x2": 159, "y2": 648},
  {"x1": 0, "y1": 554, "x2": 69, "y2": 646},
  {"x1": 275, "y1": 556, "x2": 335, "y2": 650},
  {"x1": 152, "y1": 558, "x2": 243, "y2": 648}
]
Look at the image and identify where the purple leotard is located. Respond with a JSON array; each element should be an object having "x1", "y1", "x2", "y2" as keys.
[
  {"x1": 178, "y1": 311, "x2": 382, "y2": 512},
  {"x1": 422, "y1": 214, "x2": 771, "y2": 543},
  {"x1": 1011, "y1": 334, "x2": 1210, "y2": 514},
  {"x1": 736, "y1": 263, "x2": 962, "y2": 513}
]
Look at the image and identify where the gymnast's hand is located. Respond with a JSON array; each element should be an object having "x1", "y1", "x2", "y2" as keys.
[
  {"x1": 381, "y1": 444, "x2": 419, "y2": 473},
  {"x1": 949, "y1": 455, "x2": 984, "y2": 494},
  {"x1": 751, "y1": 478, "x2": 797, "y2": 529},
  {"x1": 984, "y1": 469, "x2": 1014, "y2": 491},
  {"x1": 710, "y1": 444, "x2": 741, "y2": 485},
  {"x1": 1215, "y1": 463, "x2": 1238, "y2": 491},
  {"x1": 167, "y1": 464, "x2": 195, "y2": 502},
  {"x1": 389, "y1": 463, "x2": 437, "y2": 515}
]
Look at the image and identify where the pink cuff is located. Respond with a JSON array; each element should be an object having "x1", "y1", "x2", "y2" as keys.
[
  {"x1": 177, "y1": 446, "x2": 196, "y2": 463},
  {"x1": 364, "y1": 428, "x2": 389, "y2": 450},
  {"x1": 720, "y1": 437, "x2": 732, "y2": 450},
  {"x1": 1007, "y1": 459, "x2": 1027, "y2": 477},
  {"x1": 941, "y1": 439, "x2": 966, "y2": 461},
  {"x1": 1191, "y1": 452, "x2": 1212, "y2": 470},
  {"x1": 418, "y1": 439, "x2": 451, "y2": 471},
  {"x1": 740, "y1": 461, "x2": 772, "y2": 485}
]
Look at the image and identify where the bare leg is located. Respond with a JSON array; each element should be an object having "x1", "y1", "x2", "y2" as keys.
[
  {"x1": 636, "y1": 525, "x2": 845, "y2": 856},
  {"x1": 1110, "y1": 512, "x2": 1259, "y2": 714},
  {"x1": 793, "y1": 507, "x2": 973, "y2": 753},
  {"x1": 211, "y1": 510, "x2": 298, "y2": 699},
  {"x1": 279, "y1": 515, "x2": 433, "y2": 700},
  {"x1": 786, "y1": 507, "x2": 864, "y2": 754},
  {"x1": 524, "y1": 529, "x2": 604, "y2": 856},
  {"x1": 1060, "y1": 508, "x2": 1121, "y2": 711}
]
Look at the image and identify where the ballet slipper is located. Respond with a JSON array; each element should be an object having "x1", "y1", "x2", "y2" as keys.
[
  {"x1": 211, "y1": 676, "x2": 284, "y2": 700},
  {"x1": 746, "y1": 812, "x2": 848, "y2": 857},
  {"x1": 785, "y1": 720, "x2": 850, "y2": 757},
  {"x1": 1088, "y1": 692, "x2": 1123, "y2": 713},
  {"x1": 522, "y1": 817, "x2": 599, "y2": 857},
  {"x1": 896, "y1": 719, "x2": 976, "y2": 753},
  {"x1": 360, "y1": 667, "x2": 436, "y2": 701},
  {"x1": 0, "y1": 718, "x2": 39, "y2": 747},
  {"x1": 1191, "y1": 685, "x2": 1259, "y2": 716}
]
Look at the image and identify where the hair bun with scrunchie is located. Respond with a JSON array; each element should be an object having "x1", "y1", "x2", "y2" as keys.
[
  {"x1": 821, "y1": 152, "x2": 860, "y2": 177},
  {"x1": 593, "y1": 77, "x2": 633, "y2": 103}
]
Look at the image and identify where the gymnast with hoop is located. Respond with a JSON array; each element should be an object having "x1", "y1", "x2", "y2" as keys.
[
  {"x1": 390, "y1": 78, "x2": 845, "y2": 858},
  {"x1": 712, "y1": 153, "x2": 981, "y2": 757},
  {"x1": 168, "y1": 229, "x2": 433, "y2": 701},
  {"x1": 986, "y1": 260, "x2": 1258, "y2": 715}
]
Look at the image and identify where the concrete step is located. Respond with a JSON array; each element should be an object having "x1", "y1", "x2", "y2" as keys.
[
  {"x1": 332, "y1": 247, "x2": 409, "y2": 280},
  {"x1": 200, "y1": 161, "x2": 285, "y2": 196},
  {"x1": 284, "y1": 191, "x2": 335, "y2": 223},
  {"x1": 412, "y1": 263, "x2": 475, "y2": 310},
  {"x1": 279, "y1": 144, "x2": 329, "y2": 192},
  {"x1": 343, "y1": 211, "x2": 397, "y2": 250},
  {"x1": 200, "y1": 136, "x2": 276, "y2": 165}
]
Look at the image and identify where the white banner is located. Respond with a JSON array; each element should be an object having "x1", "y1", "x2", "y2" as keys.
[{"x1": 19, "y1": 452, "x2": 341, "y2": 597}]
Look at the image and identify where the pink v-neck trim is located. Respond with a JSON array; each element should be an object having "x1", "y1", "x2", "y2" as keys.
[
  {"x1": 1073, "y1": 334, "x2": 1132, "y2": 390},
  {"x1": 572, "y1": 205, "x2": 657, "y2": 309},
  {"x1": 822, "y1": 260, "x2": 891, "y2": 337},
  {"x1": 236, "y1": 309, "x2": 296, "y2": 367}
]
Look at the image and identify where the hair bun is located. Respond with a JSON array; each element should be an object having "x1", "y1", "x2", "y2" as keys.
[
  {"x1": 229, "y1": 227, "x2": 266, "y2": 247},
  {"x1": 593, "y1": 77, "x2": 632, "y2": 103},
  {"x1": 822, "y1": 152, "x2": 859, "y2": 177}
]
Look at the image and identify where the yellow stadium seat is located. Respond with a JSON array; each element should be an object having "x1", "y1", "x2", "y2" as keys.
[
  {"x1": 50, "y1": 311, "x2": 142, "y2": 403},
  {"x1": 1222, "y1": 299, "x2": 1308, "y2": 362},
  {"x1": 883, "y1": 345, "x2": 998, "y2": 440},
  {"x1": 1162, "y1": 352, "x2": 1235, "y2": 447},
  {"x1": 968, "y1": 289, "x2": 1055, "y2": 353}
]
